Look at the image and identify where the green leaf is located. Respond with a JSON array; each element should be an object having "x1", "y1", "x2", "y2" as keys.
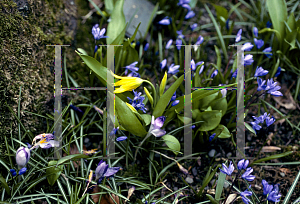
[
  {"x1": 210, "y1": 96, "x2": 227, "y2": 116},
  {"x1": 46, "y1": 161, "x2": 63, "y2": 186},
  {"x1": 140, "y1": 114, "x2": 152, "y2": 126},
  {"x1": 109, "y1": 92, "x2": 147, "y2": 137},
  {"x1": 204, "y1": 4, "x2": 228, "y2": 61},
  {"x1": 251, "y1": 151, "x2": 294, "y2": 166},
  {"x1": 199, "y1": 92, "x2": 219, "y2": 110},
  {"x1": 245, "y1": 122, "x2": 257, "y2": 135},
  {"x1": 104, "y1": 0, "x2": 114, "y2": 15},
  {"x1": 213, "y1": 124, "x2": 231, "y2": 139},
  {"x1": 196, "y1": 110, "x2": 222, "y2": 131},
  {"x1": 266, "y1": 0, "x2": 287, "y2": 48},
  {"x1": 75, "y1": 51, "x2": 107, "y2": 86},
  {"x1": 197, "y1": 165, "x2": 221, "y2": 198},
  {"x1": 161, "y1": 135, "x2": 181, "y2": 156},
  {"x1": 57, "y1": 154, "x2": 89, "y2": 166},
  {"x1": 106, "y1": 0, "x2": 126, "y2": 45},
  {"x1": 212, "y1": 4, "x2": 228, "y2": 28},
  {"x1": 153, "y1": 74, "x2": 184, "y2": 118},
  {"x1": 189, "y1": 0, "x2": 197, "y2": 9},
  {"x1": 215, "y1": 171, "x2": 226, "y2": 201},
  {"x1": 258, "y1": 27, "x2": 282, "y2": 40},
  {"x1": 77, "y1": 48, "x2": 88, "y2": 56},
  {"x1": 206, "y1": 194, "x2": 219, "y2": 204},
  {"x1": 282, "y1": 169, "x2": 300, "y2": 204},
  {"x1": 0, "y1": 174, "x2": 10, "y2": 195}
]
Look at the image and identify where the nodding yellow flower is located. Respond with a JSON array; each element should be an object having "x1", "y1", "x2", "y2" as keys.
[
  {"x1": 113, "y1": 73, "x2": 144, "y2": 93},
  {"x1": 160, "y1": 72, "x2": 167, "y2": 96}
]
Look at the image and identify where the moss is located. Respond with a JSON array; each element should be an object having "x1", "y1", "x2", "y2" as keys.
[{"x1": 0, "y1": 0, "x2": 76, "y2": 168}]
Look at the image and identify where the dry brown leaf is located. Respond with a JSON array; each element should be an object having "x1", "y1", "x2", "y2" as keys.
[
  {"x1": 261, "y1": 146, "x2": 281, "y2": 152},
  {"x1": 222, "y1": 194, "x2": 237, "y2": 204},
  {"x1": 280, "y1": 168, "x2": 292, "y2": 174},
  {"x1": 63, "y1": 143, "x2": 87, "y2": 168},
  {"x1": 272, "y1": 82, "x2": 299, "y2": 110},
  {"x1": 91, "y1": 185, "x2": 120, "y2": 204}
]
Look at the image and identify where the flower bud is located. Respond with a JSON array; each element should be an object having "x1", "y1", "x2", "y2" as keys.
[
  {"x1": 160, "y1": 72, "x2": 167, "y2": 97},
  {"x1": 16, "y1": 147, "x2": 30, "y2": 169}
]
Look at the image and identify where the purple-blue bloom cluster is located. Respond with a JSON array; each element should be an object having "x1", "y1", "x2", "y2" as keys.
[
  {"x1": 92, "y1": 24, "x2": 108, "y2": 40},
  {"x1": 251, "y1": 112, "x2": 276, "y2": 132},
  {"x1": 262, "y1": 180, "x2": 281, "y2": 202},
  {"x1": 123, "y1": 62, "x2": 139, "y2": 77},
  {"x1": 240, "y1": 186, "x2": 253, "y2": 204},
  {"x1": 158, "y1": 16, "x2": 171, "y2": 25},
  {"x1": 254, "y1": 66, "x2": 268, "y2": 77},
  {"x1": 256, "y1": 77, "x2": 283, "y2": 97},
  {"x1": 254, "y1": 38, "x2": 264, "y2": 49},
  {"x1": 236, "y1": 29, "x2": 242, "y2": 42},
  {"x1": 168, "y1": 64, "x2": 180, "y2": 75},
  {"x1": 244, "y1": 54, "x2": 254, "y2": 66},
  {"x1": 127, "y1": 90, "x2": 147, "y2": 113}
]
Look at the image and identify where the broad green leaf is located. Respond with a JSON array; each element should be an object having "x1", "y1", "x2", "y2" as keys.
[
  {"x1": 57, "y1": 154, "x2": 90, "y2": 166},
  {"x1": 266, "y1": 0, "x2": 287, "y2": 48},
  {"x1": 153, "y1": 74, "x2": 184, "y2": 118},
  {"x1": 104, "y1": 0, "x2": 114, "y2": 15},
  {"x1": 76, "y1": 51, "x2": 107, "y2": 86},
  {"x1": 283, "y1": 13, "x2": 297, "y2": 53},
  {"x1": 106, "y1": 0, "x2": 126, "y2": 45},
  {"x1": 196, "y1": 110, "x2": 222, "y2": 131},
  {"x1": 129, "y1": 22, "x2": 141, "y2": 43},
  {"x1": 245, "y1": 122, "x2": 257, "y2": 135},
  {"x1": 0, "y1": 174, "x2": 10, "y2": 195},
  {"x1": 251, "y1": 151, "x2": 294, "y2": 166},
  {"x1": 163, "y1": 90, "x2": 219, "y2": 127},
  {"x1": 177, "y1": 114, "x2": 192, "y2": 124},
  {"x1": 199, "y1": 92, "x2": 219, "y2": 110},
  {"x1": 46, "y1": 161, "x2": 63, "y2": 186},
  {"x1": 140, "y1": 114, "x2": 152, "y2": 126},
  {"x1": 124, "y1": 41, "x2": 139, "y2": 66},
  {"x1": 210, "y1": 96, "x2": 227, "y2": 116},
  {"x1": 77, "y1": 48, "x2": 88, "y2": 56},
  {"x1": 213, "y1": 124, "x2": 231, "y2": 139},
  {"x1": 215, "y1": 171, "x2": 226, "y2": 201},
  {"x1": 109, "y1": 92, "x2": 147, "y2": 137},
  {"x1": 162, "y1": 135, "x2": 181, "y2": 156}
]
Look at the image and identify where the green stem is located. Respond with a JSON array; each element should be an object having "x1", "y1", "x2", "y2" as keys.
[{"x1": 144, "y1": 80, "x2": 157, "y2": 107}]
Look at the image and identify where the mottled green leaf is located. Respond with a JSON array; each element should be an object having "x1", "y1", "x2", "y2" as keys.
[
  {"x1": 210, "y1": 96, "x2": 227, "y2": 116},
  {"x1": 196, "y1": 110, "x2": 222, "y2": 131},
  {"x1": 213, "y1": 124, "x2": 231, "y2": 139},
  {"x1": 46, "y1": 161, "x2": 63, "y2": 186},
  {"x1": 162, "y1": 135, "x2": 181, "y2": 156}
]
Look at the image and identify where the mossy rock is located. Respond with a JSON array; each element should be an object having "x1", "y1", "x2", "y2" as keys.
[{"x1": 0, "y1": 0, "x2": 77, "y2": 168}]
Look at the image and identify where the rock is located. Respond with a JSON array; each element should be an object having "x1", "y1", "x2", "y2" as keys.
[
  {"x1": 226, "y1": 152, "x2": 232, "y2": 158},
  {"x1": 185, "y1": 176, "x2": 194, "y2": 184},
  {"x1": 279, "y1": 172, "x2": 285, "y2": 177},
  {"x1": 208, "y1": 149, "x2": 216, "y2": 157},
  {"x1": 192, "y1": 167, "x2": 197, "y2": 176}
]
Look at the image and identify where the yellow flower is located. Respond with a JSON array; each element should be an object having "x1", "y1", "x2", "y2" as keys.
[
  {"x1": 160, "y1": 72, "x2": 167, "y2": 96},
  {"x1": 113, "y1": 73, "x2": 144, "y2": 93}
]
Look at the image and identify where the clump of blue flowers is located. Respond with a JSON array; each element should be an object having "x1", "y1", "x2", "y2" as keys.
[{"x1": 127, "y1": 90, "x2": 147, "y2": 113}]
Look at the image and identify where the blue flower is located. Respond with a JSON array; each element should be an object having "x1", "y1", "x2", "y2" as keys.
[
  {"x1": 172, "y1": 100, "x2": 179, "y2": 106},
  {"x1": 252, "y1": 114, "x2": 266, "y2": 124},
  {"x1": 251, "y1": 121, "x2": 261, "y2": 131},
  {"x1": 160, "y1": 59, "x2": 167, "y2": 69},
  {"x1": 69, "y1": 104, "x2": 83, "y2": 113},
  {"x1": 241, "y1": 167, "x2": 255, "y2": 181},
  {"x1": 237, "y1": 159, "x2": 249, "y2": 170},
  {"x1": 10, "y1": 169, "x2": 17, "y2": 177},
  {"x1": 144, "y1": 43, "x2": 149, "y2": 51},
  {"x1": 211, "y1": 70, "x2": 218, "y2": 78},
  {"x1": 127, "y1": 90, "x2": 147, "y2": 113},
  {"x1": 128, "y1": 71, "x2": 141, "y2": 77},
  {"x1": 181, "y1": 4, "x2": 191, "y2": 10},
  {"x1": 92, "y1": 24, "x2": 109, "y2": 40},
  {"x1": 262, "y1": 180, "x2": 273, "y2": 195},
  {"x1": 166, "y1": 39, "x2": 173, "y2": 49},
  {"x1": 176, "y1": 38, "x2": 182, "y2": 50},
  {"x1": 190, "y1": 23, "x2": 197, "y2": 31},
  {"x1": 265, "y1": 78, "x2": 283, "y2": 96},
  {"x1": 171, "y1": 92, "x2": 177, "y2": 101},
  {"x1": 253, "y1": 27, "x2": 258, "y2": 37},
  {"x1": 198, "y1": 61, "x2": 204, "y2": 75},
  {"x1": 168, "y1": 64, "x2": 180, "y2": 75},
  {"x1": 195, "y1": 35, "x2": 204, "y2": 45},
  {"x1": 266, "y1": 21, "x2": 272, "y2": 28},
  {"x1": 123, "y1": 62, "x2": 139, "y2": 75},
  {"x1": 235, "y1": 29, "x2": 242, "y2": 42},
  {"x1": 209, "y1": 133, "x2": 216, "y2": 142},
  {"x1": 244, "y1": 54, "x2": 254, "y2": 66},
  {"x1": 263, "y1": 47, "x2": 272, "y2": 58},
  {"x1": 150, "y1": 116, "x2": 166, "y2": 137},
  {"x1": 176, "y1": 30, "x2": 184, "y2": 39},
  {"x1": 265, "y1": 116, "x2": 275, "y2": 127},
  {"x1": 94, "y1": 45, "x2": 98, "y2": 53},
  {"x1": 257, "y1": 77, "x2": 267, "y2": 91},
  {"x1": 241, "y1": 42, "x2": 254, "y2": 51},
  {"x1": 32, "y1": 133, "x2": 59, "y2": 149},
  {"x1": 226, "y1": 19, "x2": 230, "y2": 30},
  {"x1": 254, "y1": 66, "x2": 268, "y2": 77},
  {"x1": 185, "y1": 10, "x2": 195, "y2": 19},
  {"x1": 177, "y1": 0, "x2": 190, "y2": 6},
  {"x1": 231, "y1": 69, "x2": 237, "y2": 78},
  {"x1": 274, "y1": 66, "x2": 281, "y2": 77},
  {"x1": 116, "y1": 136, "x2": 127, "y2": 142},
  {"x1": 158, "y1": 17, "x2": 171, "y2": 25},
  {"x1": 240, "y1": 186, "x2": 252, "y2": 204},
  {"x1": 254, "y1": 38, "x2": 264, "y2": 49},
  {"x1": 19, "y1": 167, "x2": 27, "y2": 175},
  {"x1": 219, "y1": 161, "x2": 234, "y2": 176},
  {"x1": 267, "y1": 184, "x2": 281, "y2": 203},
  {"x1": 95, "y1": 160, "x2": 120, "y2": 184},
  {"x1": 109, "y1": 127, "x2": 119, "y2": 136}
]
